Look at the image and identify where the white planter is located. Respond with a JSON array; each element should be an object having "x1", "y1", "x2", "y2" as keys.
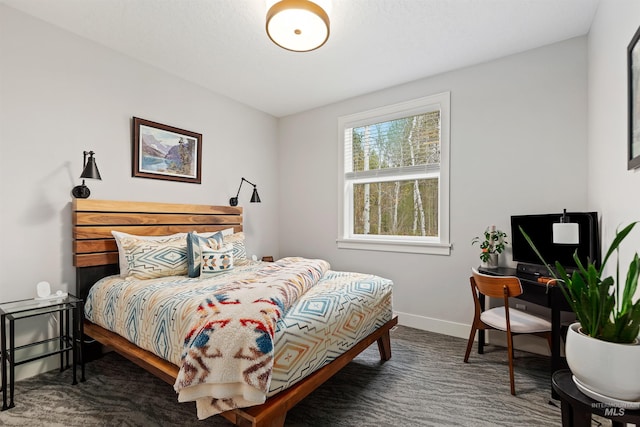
[
  {"x1": 565, "y1": 322, "x2": 640, "y2": 402},
  {"x1": 481, "y1": 253, "x2": 499, "y2": 269}
]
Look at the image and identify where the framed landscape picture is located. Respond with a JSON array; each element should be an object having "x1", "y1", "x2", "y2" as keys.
[
  {"x1": 132, "y1": 117, "x2": 202, "y2": 183},
  {"x1": 629, "y1": 25, "x2": 640, "y2": 170}
]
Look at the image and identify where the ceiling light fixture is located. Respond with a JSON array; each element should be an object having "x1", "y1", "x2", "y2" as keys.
[{"x1": 266, "y1": 0, "x2": 330, "y2": 52}]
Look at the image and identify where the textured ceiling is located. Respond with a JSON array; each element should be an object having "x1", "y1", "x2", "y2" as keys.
[{"x1": 1, "y1": 0, "x2": 599, "y2": 117}]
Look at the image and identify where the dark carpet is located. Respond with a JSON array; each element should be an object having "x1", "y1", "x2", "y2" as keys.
[{"x1": 0, "y1": 326, "x2": 597, "y2": 426}]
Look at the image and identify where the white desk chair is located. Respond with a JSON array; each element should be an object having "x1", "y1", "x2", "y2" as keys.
[{"x1": 464, "y1": 268, "x2": 552, "y2": 395}]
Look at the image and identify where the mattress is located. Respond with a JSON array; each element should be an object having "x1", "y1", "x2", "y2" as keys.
[{"x1": 84, "y1": 260, "x2": 393, "y2": 397}]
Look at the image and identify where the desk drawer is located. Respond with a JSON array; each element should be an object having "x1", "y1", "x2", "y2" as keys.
[{"x1": 517, "y1": 281, "x2": 551, "y2": 307}]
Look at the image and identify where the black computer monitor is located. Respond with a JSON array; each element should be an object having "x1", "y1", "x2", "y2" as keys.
[{"x1": 510, "y1": 212, "x2": 601, "y2": 270}]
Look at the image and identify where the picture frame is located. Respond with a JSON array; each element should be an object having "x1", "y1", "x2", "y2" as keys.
[
  {"x1": 132, "y1": 117, "x2": 202, "y2": 183},
  {"x1": 628, "y1": 25, "x2": 640, "y2": 170}
]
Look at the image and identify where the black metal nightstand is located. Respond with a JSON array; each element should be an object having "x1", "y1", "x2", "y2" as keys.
[{"x1": 0, "y1": 294, "x2": 85, "y2": 410}]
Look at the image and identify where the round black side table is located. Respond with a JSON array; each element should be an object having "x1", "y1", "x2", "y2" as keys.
[{"x1": 552, "y1": 370, "x2": 640, "y2": 427}]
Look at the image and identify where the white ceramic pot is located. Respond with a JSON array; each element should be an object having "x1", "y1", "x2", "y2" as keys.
[
  {"x1": 565, "y1": 322, "x2": 640, "y2": 401},
  {"x1": 482, "y1": 253, "x2": 499, "y2": 269}
]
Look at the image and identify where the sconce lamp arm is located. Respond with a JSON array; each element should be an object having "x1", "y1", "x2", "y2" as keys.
[
  {"x1": 235, "y1": 177, "x2": 256, "y2": 198},
  {"x1": 230, "y1": 177, "x2": 261, "y2": 206}
]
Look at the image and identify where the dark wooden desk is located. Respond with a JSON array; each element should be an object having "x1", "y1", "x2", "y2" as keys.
[
  {"x1": 552, "y1": 370, "x2": 640, "y2": 426},
  {"x1": 477, "y1": 267, "x2": 572, "y2": 380}
]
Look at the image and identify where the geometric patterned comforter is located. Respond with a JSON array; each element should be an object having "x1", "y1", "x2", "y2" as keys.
[
  {"x1": 269, "y1": 269, "x2": 393, "y2": 395},
  {"x1": 84, "y1": 259, "x2": 393, "y2": 416}
]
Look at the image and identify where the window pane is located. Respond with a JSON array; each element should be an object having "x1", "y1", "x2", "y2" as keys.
[
  {"x1": 339, "y1": 91, "x2": 450, "y2": 254},
  {"x1": 350, "y1": 111, "x2": 440, "y2": 173},
  {"x1": 352, "y1": 178, "x2": 439, "y2": 237}
]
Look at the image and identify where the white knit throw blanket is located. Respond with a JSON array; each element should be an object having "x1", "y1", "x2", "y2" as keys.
[{"x1": 174, "y1": 257, "x2": 330, "y2": 419}]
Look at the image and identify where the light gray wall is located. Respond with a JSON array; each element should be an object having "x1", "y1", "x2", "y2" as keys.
[
  {"x1": 6, "y1": 0, "x2": 635, "y2": 382},
  {"x1": 277, "y1": 37, "x2": 589, "y2": 337},
  {"x1": 0, "y1": 5, "x2": 280, "y2": 379},
  {"x1": 587, "y1": 0, "x2": 640, "y2": 290}
]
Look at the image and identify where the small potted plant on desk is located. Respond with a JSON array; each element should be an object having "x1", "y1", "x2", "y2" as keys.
[
  {"x1": 472, "y1": 225, "x2": 508, "y2": 269},
  {"x1": 520, "y1": 222, "x2": 640, "y2": 405}
]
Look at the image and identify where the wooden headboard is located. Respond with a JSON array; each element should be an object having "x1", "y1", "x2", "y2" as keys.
[{"x1": 72, "y1": 199, "x2": 243, "y2": 300}]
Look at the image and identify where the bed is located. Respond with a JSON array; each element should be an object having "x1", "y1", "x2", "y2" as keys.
[{"x1": 72, "y1": 199, "x2": 397, "y2": 427}]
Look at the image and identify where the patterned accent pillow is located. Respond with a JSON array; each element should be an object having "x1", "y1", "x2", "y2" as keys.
[
  {"x1": 201, "y1": 244, "x2": 234, "y2": 275},
  {"x1": 119, "y1": 234, "x2": 188, "y2": 279},
  {"x1": 224, "y1": 232, "x2": 248, "y2": 266},
  {"x1": 112, "y1": 231, "x2": 187, "y2": 277},
  {"x1": 186, "y1": 231, "x2": 224, "y2": 278}
]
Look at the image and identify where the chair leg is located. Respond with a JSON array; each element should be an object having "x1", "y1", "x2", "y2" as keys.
[
  {"x1": 506, "y1": 331, "x2": 516, "y2": 395},
  {"x1": 464, "y1": 324, "x2": 477, "y2": 363}
]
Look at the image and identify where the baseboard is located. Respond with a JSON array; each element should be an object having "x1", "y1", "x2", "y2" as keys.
[
  {"x1": 395, "y1": 311, "x2": 471, "y2": 339},
  {"x1": 395, "y1": 311, "x2": 553, "y2": 356},
  {"x1": 14, "y1": 356, "x2": 58, "y2": 382},
  {"x1": 488, "y1": 333, "x2": 552, "y2": 357}
]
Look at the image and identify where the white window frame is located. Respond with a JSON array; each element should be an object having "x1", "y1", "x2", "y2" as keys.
[{"x1": 337, "y1": 92, "x2": 451, "y2": 255}]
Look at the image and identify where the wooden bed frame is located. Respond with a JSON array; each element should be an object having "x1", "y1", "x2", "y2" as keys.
[{"x1": 72, "y1": 198, "x2": 398, "y2": 427}]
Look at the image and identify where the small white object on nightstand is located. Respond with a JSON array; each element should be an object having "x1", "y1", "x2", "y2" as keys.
[{"x1": 36, "y1": 281, "x2": 51, "y2": 298}]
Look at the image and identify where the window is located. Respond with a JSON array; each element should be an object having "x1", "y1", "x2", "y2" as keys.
[{"x1": 337, "y1": 92, "x2": 450, "y2": 255}]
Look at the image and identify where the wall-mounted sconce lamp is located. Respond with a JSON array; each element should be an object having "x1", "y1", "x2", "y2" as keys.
[
  {"x1": 229, "y1": 177, "x2": 261, "y2": 206},
  {"x1": 552, "y1": 209, "x2": 579, "y2": 245},
  {"x1": 71, "y1": 150, "x2": 102, "y2": 199}
]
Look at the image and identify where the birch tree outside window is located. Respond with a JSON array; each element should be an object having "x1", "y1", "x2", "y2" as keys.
[{"x1": 337, "y1": 93, "x2": 451, "y2": 255}]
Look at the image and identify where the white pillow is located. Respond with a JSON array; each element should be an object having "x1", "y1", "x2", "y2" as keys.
[
  {"x1": 197, "y1": 228, "x2": 235, "y2": 237},
  {"x1": 112, "y1": 230, "x2": 187, "y2": 277}
]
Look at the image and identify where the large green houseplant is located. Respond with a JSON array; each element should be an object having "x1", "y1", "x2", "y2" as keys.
[
  {"x1": 520, "y1": 221, "x2": 640, "y2": 402},
  {"x1": 520, "y1": 222, "x2": 639, "y2": 344}
]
